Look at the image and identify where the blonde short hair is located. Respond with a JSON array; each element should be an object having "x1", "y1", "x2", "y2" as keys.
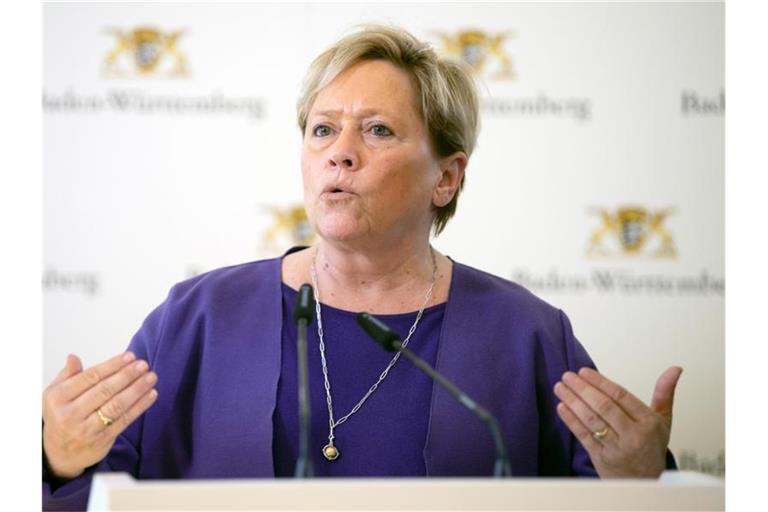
[{"x1": 296, "y1": 25, "x2": 480, "y2": 235}]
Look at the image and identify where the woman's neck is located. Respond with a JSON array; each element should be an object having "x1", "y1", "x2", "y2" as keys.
[
  {"x1": 315, "y1": 239, "x2": 434, "y2": 292},
  {"x1": 282, "y1": 239, "x2": 452, "y2": 314}
]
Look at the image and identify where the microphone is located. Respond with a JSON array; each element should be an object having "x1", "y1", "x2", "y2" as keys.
[
  {"x1": 357, "y1": 312, "x2": 512, "y2": 477},
  {"x1": 293, "y1": 284, "x2": 315, "y2": 478}
]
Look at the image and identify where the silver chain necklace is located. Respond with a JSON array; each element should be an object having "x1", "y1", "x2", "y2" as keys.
[{"x1": 310, "y1": 247, "x2": 437, "y2": 461}]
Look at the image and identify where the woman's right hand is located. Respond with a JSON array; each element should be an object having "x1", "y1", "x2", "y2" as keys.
[{"x1": 42, "y1": 352, "x2": 159, "y2": 480}]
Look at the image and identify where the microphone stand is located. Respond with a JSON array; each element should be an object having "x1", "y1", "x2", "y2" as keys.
[
  {"x1": 294, "y1": 284, "x2": 315, "y2": 478},
  {"x1": 357, "y1": 312, "x2": 512, "y2": 477}
]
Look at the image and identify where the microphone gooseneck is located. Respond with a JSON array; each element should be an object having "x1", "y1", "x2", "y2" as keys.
[
  {"x1": 294, "y1": 284, "x2": 315, "y2": 478},
  {"x1": 356, "y1": 312, "x2": 513, "y2": 478}
]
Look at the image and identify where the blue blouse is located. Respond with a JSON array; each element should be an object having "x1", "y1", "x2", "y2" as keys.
[{"x1": 274, "y1": 283, "x2": 445, "y2": 476}]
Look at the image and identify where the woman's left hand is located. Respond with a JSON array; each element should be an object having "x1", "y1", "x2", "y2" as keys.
[{"x1": 553, "y1": 366, "x2": 683, "y2": 478}]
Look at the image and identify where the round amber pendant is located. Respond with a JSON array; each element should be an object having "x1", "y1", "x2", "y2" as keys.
[{"x1": 322, "y1": 444, "x2": 340, "y2": 461}]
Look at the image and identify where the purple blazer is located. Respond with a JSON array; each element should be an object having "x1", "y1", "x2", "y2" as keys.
[{"x1": 43, "y1": 256, "x2": 601, "y2": 510}]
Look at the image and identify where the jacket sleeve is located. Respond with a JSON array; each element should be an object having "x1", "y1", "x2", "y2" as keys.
[{"x1": 42, "y1": 301, "x2": 167, "y2": 511}]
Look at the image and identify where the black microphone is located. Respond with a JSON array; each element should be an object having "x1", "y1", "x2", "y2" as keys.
[
  {"x1": 294, "y1": 284, "x2": 315, "y2": 478},
  {"x1": 357, "y1": 312, "x2": 512, "y2": 478}
]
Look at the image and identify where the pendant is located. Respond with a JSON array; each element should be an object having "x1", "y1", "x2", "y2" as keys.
[{"x1": 322, "y1": 443, "x2": 340, "y2": 461}]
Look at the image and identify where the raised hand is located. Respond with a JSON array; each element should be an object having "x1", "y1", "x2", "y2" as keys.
[
  {"x1": 554, "y1": 366, "x2": 683, "y2": 478},
  {"x1": 42, "y1": 352, "x2": 158, "y2": 480}
]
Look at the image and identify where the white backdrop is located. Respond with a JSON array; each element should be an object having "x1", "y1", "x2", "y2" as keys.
[{"x1": 43, "y1": 2, "x2": 724, "y2": 475}]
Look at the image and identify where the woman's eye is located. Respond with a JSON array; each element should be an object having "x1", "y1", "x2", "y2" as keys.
[
  {"x1": 370, "y1": 124, "x2": 393, "y2": 137},
  {"x1": 312, "y1": 125, "x2": 331, "y2": 137}
]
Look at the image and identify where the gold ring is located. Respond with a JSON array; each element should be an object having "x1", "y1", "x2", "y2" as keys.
[
  {"x1": 593, "y1": 426, "x2": 609, "y2": 440},
  {"x1": 96, "y1": 408, "x2": 114, "y2": 427}
]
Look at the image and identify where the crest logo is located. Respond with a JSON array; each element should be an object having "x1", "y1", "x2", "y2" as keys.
[
  {"x1": 434, "y1": 29, "x2": 515, "y2": 79},
  {"x1": 262, "y1": 204, "x2": 315, "y2": 251},
  {"x1": 587, "y1": 206, "x2": 677, "y2": 258},
  {"x1": 102, "y1": 27, "x2": 188, "y2": 78}
]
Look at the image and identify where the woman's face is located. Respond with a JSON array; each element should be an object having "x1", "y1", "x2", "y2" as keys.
[{"x1": 301, "y1": 59, "x2": 443, "y2": 247}]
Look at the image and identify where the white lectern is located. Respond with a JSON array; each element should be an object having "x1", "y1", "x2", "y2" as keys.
[{"x1": 88, "y1": 471, "x2": 723, "y2": 511}]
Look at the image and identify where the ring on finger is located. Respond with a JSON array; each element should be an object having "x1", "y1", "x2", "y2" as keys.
[
  {"x1": 96, "y1": 408, "x2": 114, "y2": 427},
  {"x1": 592, "y1": 426, "x2": 609, "y2": 440}
]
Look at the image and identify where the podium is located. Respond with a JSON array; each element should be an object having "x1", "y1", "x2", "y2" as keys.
[{"x1": 88, "y1": 471, "x2": 723, "y2": 511}]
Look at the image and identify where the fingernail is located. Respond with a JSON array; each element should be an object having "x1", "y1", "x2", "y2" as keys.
[
  {"x1": 123, "y1": 352, "x2": 135, "y2": 363},
  {"x1": 136, "y1": 360, "x2": 149, "y2": 372},
  {"x1": 150, "y1": 389, "x2": 158, "y2": 399},
  {"x1": 145, "y1": 372, "x2": 157, "y2": 384}
]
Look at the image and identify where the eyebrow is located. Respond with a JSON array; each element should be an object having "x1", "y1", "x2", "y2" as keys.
[{"x1": 309, "y1": 108, "x2": 392, "y2": 119}]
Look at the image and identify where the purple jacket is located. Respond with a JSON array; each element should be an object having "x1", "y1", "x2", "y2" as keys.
[{"x1": 43, "y1": 256, "x2": 601, "y2": 510}]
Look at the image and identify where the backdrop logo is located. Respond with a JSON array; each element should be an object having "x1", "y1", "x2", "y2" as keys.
[
  {"x1": 435, "y1": 28, "x2": 591, "y2": 121},
  {"x1": 587, "y1": 206, "x2": 676, "y2": 258},
  {"x1": 434, "y1": 29, "x2": 515, "y2": 80},
  {"x1": 103, "y1": 27, "x2": 188, "y2": 78},
  {"x1": 262, "y1": 204, "x2": 315, "y2": 251}
]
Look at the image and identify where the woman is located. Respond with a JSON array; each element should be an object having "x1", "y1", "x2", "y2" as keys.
[{"x1": 42, "y1": 25, "x2": 682, "y2": 510}]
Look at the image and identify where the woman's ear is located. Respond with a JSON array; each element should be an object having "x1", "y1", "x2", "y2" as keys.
[{"x1": 432, "y1": 152, "x2": 467, "y2": 207}]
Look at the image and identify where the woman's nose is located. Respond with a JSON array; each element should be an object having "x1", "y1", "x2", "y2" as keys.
[{"x1": 327, "y1": 130, "x2": 360, "y2": 171}]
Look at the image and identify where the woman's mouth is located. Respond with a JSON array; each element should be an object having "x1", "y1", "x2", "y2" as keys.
[{"x1": 321, "y1": 190, "x2": 355, "y2": 201}]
